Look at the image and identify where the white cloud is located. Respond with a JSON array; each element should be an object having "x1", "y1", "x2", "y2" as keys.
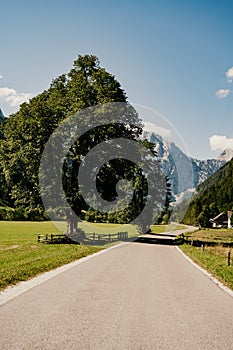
[
  {"x1": 143, "y1": 121, "x2": 172, "y2": 137},
  {"x1": 0, "y1": 75, "x2": 2, "y2": 80},
  {"x1": 226, "y1": 67, "x2": 233, "y2": 82},
  {"x1": 215, "y1": 88, "x2": 230, "y2": 99},
  {"x1": 0, "y1": 86, "x2": 32, "y2": 107},
  {"x1": 209, "y1": 135, "x2": 233, "y2": 151}
]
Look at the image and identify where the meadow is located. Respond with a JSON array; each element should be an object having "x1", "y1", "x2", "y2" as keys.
[
  {"x1": 180, "y1": 229, "x2": 233, "y2": 290},
  {"x1": 0, "y1": 221, "x2": 102, "y2": 291}
]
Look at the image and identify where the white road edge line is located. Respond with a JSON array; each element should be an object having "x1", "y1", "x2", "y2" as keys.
[
  {"x1": 0, "y1": 242, "x2": 130, "y2": 306},
  {"x1": 176, "y1": 246, "x2": 233, "y2": 299}
]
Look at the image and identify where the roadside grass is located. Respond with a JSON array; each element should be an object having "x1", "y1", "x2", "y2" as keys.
[
  {"x1": 184, "y1": 228, "x2": 233, "y2": 243},
  {"x1": 0, "y1": 221, "x2": 102, "y2": 291},
  {"x1": 180, "y1": 228, "x2": 233, "y2": 290}
]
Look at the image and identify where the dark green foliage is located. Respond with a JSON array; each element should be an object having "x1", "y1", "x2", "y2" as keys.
[
  {"x1": 0, "y1": 109, "x2": 9, "y2": 206},
  {"x1": 0, "y1": 55, "x2": 169, "y2": 225},
  {"x1": 183, "y1": 158, "x2": 233, "y2": 226},
  {"x1": 0, "y1": 206, "x2": 47, "y2": 221},
  {"x1": 0, "y1": 55, "x2": 132, "y2": 217}
]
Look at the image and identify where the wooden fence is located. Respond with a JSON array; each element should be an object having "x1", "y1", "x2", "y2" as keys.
[
  {"x1": 38, "y1": 232, "x2": 128, "y2": 244},
  {"x1": 87, "y1": 231, "x2": 128, "y2": 243},
  {"x1": 38, "y1": 234, "x2": 69, "y2": 243},
  {"x1": 185, "y1": 237, "x2": 233, "y2": 248}
]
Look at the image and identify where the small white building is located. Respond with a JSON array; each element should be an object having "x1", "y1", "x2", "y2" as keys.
[{"x1": 210, "y1": 212, "x2": 228, "y2": 228}]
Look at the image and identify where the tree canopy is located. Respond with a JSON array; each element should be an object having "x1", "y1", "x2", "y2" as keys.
[{"x1": 0, "y1": 54, "x2": 169, "y2": 227}]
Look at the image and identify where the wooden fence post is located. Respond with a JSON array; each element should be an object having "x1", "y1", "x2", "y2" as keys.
[{"x1": 228, "y1": 251, "x2": 231, "y2": 266}]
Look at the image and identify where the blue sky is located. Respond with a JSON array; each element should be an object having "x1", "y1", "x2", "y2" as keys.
[{"x1": 1, "y1": 0, "x2": 233, "y2": 159}]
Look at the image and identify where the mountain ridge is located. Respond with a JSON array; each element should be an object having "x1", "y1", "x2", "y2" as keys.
[{"x1": 143, "y1": 131, "x2": 227, "y2": 196}]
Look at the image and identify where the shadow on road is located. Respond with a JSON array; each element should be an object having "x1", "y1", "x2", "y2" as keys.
[{"x1": 133, "y1": 235, "x2": 184, "y2": 246}]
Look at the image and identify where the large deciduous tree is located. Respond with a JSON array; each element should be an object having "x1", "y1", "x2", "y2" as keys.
[
  {"x1": 0, "y1": 55, "x2": 143, "y2": 219},
  {"x1": 0, "y1": 55, "x2": 169, "y2": 229}
]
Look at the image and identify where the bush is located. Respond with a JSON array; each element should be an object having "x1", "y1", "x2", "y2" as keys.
[
  {"x1": 0, "y1": 206, "x2": 47, "y2": 221},
  {"x1": 0, "y1": 206, "x2": 26, "y2": 220}
]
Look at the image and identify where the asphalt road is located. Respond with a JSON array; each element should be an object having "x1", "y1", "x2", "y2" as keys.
[{"x1": 1, "y1": 234, "x2": 233, "y2": 350}]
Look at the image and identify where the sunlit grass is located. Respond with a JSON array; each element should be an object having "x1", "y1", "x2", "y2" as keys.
[
  {"x1": 184, "y1": 228, "x2": 233, "y2": 243},
  {"x1": 180, "y1": 228, "x2": 233, "y2": 290},
  {"x1": 150, "y1": 223, "x2": 186, "y2": 234},
  {"x1": 0, "y1": 221, "x2": 101, "y2": 291}
]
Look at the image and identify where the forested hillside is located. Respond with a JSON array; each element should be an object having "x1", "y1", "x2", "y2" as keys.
[{"x1": 183, "y1": 158, "x2": 233, "y2": 227}]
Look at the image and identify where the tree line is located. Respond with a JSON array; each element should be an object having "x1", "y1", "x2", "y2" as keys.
[{"x1": 183, "y1": 158, "x2": 233, "y2": 227}]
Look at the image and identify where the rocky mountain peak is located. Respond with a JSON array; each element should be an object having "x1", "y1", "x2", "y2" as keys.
[
  {"x1": 0, "y1": 108, "x2": 5, "y2": 122},
  {"x1": 142, "y1": 131, "x2": 226, "y2": 196}
]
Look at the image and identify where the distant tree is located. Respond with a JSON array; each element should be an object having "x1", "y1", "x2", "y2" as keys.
[
  {"x1": 197, "y1": 205, "x2": 211, "y2": 228},
  {"x1": 0, "y1": 112, "x2": 9, "y2": 206}
]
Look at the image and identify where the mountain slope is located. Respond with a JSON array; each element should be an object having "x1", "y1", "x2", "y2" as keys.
[
  {"x1": 183, "y1": 158, "x2": 233, "y2": 226},
  {"x1": 0, "y1": 108, "x2": 4, "y2": 121}
]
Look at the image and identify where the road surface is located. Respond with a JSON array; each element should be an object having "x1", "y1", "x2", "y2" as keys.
[{"x1": 1, "y1": 233, "x2": 233, "y2": 349}]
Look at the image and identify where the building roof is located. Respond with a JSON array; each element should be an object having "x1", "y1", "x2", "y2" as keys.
[{"x1": 210, "y1": 212, "x2": 228, "y2": 224}]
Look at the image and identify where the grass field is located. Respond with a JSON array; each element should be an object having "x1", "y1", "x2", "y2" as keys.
[
  {"x1": 48, "y1": 221, "x2": 139, "y2": 236},
  {"x1": 180, "y1": 229, "x2": 233, "y2": 290},
  {"x1": 0, "y1": 221, "x2": 102, "y2": 291},
  {"x1": 42, "y1": 221, "x2": 186, "y2": 236},
  {"x1": 184, "y1": 228, "x2": 233, "y2": 243},
  {"x1": 150, "y1": 223, "x2": 187, "y2": 234}
]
